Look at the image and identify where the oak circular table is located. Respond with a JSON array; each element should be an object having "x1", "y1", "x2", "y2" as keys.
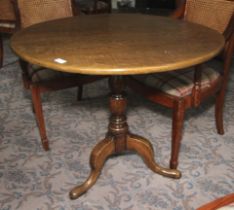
[{"x1": 11, "y1": 14, "x2": 224, "y2": 200}]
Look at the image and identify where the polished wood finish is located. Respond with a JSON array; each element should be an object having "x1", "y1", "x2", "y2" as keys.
[
  {"x1": 30, "y1": 85, "x2": 49, "y2": 150},
  {"x1": 11, "y1": 14, "x2": 224, "y2": 75},
  {"x1": 69, "y1": 76, "x2": 181, "y2": 199},
  {"x1": 197, "y1": 193, "x2": 234, "y2": 210},
  {"x1": 10, "y1": 14, "x2": 224, "y2": 199},
  {"x1": 127, "y1": 1, "x2": 234, "y2": 169}
]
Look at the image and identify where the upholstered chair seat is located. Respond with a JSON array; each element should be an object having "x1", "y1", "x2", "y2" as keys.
[
  {"x1": 127, "y1": 0, "x2": 234, "y2": 170},
  {"x1": 133, "y1": 61, "x2": 221, "y2": 97}
]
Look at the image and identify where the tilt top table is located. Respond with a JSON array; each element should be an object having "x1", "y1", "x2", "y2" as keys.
[{"x1": 11, "y1": 14, "x2": 224, "y2": 199}]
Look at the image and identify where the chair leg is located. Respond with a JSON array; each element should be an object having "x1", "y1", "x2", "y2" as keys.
[
  {"x1": 31, "y1": 86, "x2": 49, "y2": 151},
  {"x1": 77, "y1": 85, "x2": 83, "y2": 101},
  {"x1": 215, "y1": 89, "x2": 225, "y2": 135},
  {"x1": 19, "y1": 59, "x2": 30, "y2": 89},
  {"x1": 170, "y1": 100, "x2": 185, "y2": 169},
  {"x1": 0, "y1": 34, "x2": 3, "y2": 68}
]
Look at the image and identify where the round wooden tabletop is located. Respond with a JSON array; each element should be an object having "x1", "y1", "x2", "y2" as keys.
[{"x1": 11, "y1": 14, "x2": 224, "y2": 75}]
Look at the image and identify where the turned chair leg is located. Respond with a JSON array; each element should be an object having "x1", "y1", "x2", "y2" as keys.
[
  {"x1": 170, "y1": 100, "x2": 185, "y2": 169},
  {"x1": 215, "y1": 89, "x2": 225, "y2": 135},
  {"x1": 0, "y1": 34, "x2": 3, "y2": 68},
  {"x1": 19, "y1": 60, "x2": 30, "y2": 89},
  {"x1": 31, "y1": 85, "x2": 49, "y2": 151},
  {"x1": 77, "y1": 85, "x2": 83, "y2": 101}
]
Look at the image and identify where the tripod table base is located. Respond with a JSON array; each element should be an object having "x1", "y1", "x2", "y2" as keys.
[
  {"x1": 69, "y1": 133, "x2": 181, "y2": 200},
  {"x1": 69, "y1": 76, "x2": 181, "y2": 200}
]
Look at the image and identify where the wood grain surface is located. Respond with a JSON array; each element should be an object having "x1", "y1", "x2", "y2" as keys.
[{"x1": 11, "y1": 14, "x2": 224, "y2": 75}]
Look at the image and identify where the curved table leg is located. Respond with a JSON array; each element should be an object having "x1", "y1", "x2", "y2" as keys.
[
  {"x1": 127, "y1": 134, "x2": 181, "y2": 179},
  {"x1": 69, "y1": 76, "x2": 181, "y2": 199},
  {"x1": 69, "y1": 138, "x2": 115, "y2": 199}
]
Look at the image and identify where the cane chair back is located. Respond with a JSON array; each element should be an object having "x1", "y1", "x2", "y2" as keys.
[
  {"x1": 184, "y1": 0, "x2": 234, "y2": 34},
  {"x1": 15, "y1": 0, "x2": 75, "y2": 28},
  {"x1": 0, "y1": 0, "x2": 16, "y2": 23}
]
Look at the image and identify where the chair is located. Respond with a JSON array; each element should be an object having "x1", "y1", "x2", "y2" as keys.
[
  {"x1": 75, "y1": 0, "x2": 111, "y2": 14},
  {"x1": 0, "y1": 0, "x2": 17, "y2": 68},
  {"x1": 127, "y1": 0, "x2": 234, "y2": 169},
  {"x1": 12, "y1": 0, "x2": 104, "y2": 151},
  {"x1": 197, "y1": 193, "x2": 234, "y2": 210}
]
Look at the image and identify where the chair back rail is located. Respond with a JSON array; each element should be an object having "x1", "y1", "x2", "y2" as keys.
[
  {"x1": 222, "y1": 33, "x2": 234, "y2": 91},
  {"x1": 185, "y1": 0, "x2": 234, "y2": 107}
]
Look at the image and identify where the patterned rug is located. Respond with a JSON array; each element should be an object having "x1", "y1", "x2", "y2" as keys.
[{"x1": 0, "y1": 37, "x2": 233, "y2": 210}]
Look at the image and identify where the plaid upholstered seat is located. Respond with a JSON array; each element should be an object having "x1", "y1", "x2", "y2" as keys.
[
  {"x1": 133, "y1": 61, "x2": 221, "y2": 97},
  {"x1": 128, "y1": 0, "x2": 234, "y2": 171},
  {"x1": 184, "y1": 0, "x2": 234, "y2": 34}
]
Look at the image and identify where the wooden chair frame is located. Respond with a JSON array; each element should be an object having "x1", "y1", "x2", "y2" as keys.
[
  {"x1": 127, "y1": 1, "x2": 234, "y2": 169},
  {"x1": 12, "y1": 0, "x2": 104, "y2": 151}
]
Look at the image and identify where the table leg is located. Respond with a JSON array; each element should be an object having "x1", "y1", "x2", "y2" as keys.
[{"x1": 69, "y1": 76, "x2": 181, "y2": 200}]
